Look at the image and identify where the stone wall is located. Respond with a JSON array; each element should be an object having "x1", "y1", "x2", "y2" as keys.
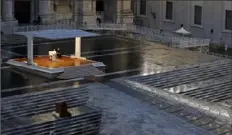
[{"x1": 134, "y1": 1, "x2": 232, "y2": 47}]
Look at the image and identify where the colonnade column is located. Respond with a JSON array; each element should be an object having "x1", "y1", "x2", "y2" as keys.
[
  {"x1": 2, "y1": 0, "x2": 15, "y2": 21},
  {"x1": 0, "y1": 0, "x2": 2, "y2": 22},
  {"x1": 116, "y1": 0, "x2": 133, "y2": 24},
  {"x1": 2, "y1": 0, "x2": 18, "y2": 34},
  {"x1": 27, "y1": 35, "x2": 34, "y2": 65},
  {"x1": 39, "y1": 0, "x2": 54, "y2": 24},
  {"x1": 116, "y1": 0, "x2": 122, "y2": 23},
  {"x1": 73, "y1": 0, "x2": 81, "y2": 23},
  {"x1": 0, "y1": 0, "x2": 2, "y2": 34}
]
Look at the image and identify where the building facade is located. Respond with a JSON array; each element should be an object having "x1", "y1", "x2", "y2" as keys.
[
  {"x1": 133, "y1": 0, "x2": 232, "y2": 47},
  {"x1": 0, "y1": 0, "x2": 133, "y2": 34}
]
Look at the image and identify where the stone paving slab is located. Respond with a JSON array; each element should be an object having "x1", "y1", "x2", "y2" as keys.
[
  {"x1": 110, "y1": 79, "x2": 232, "y2": 135},
  {"x1": 87, "y1": 83, "x2": 212, "y2": 135}
]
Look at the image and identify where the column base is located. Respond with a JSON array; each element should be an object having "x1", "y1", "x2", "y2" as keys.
[
  {"x1": 1, "y1": 20, "x2": 18, "y2": 34},
  {"x1": 82, "y1": 15, "x2": 97, "y2": 25},
  {"x1": 39, "y1": 13, "x2": 55, "y2": 24},
  {"x1": 116, "y1": 14, "x2": 134, "y2": 24}
]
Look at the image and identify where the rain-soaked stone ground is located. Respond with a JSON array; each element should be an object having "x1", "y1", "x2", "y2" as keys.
[
  {"x1": 1, "y1": 35, "x2": 223, "y2": 90},
  {"x1": 1, "y1": 34, "x2": 231, "y2": 135},
  {"x1": 87, "y1": 83, "x2": 213, "y2": 135}
]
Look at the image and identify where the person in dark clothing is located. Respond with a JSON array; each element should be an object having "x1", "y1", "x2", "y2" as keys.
[
  {"x1": 54, "y1": 102, "x2": 72, "y2": 118},
  {"x1": 96, "y1": 18, "x2": 101, "y2": 26},
  {"x1": 37, "y1": 16, "x2": 41, "y2": 24},
  {"x1": 56, "y1": 48, "x2": 62, "y2": 58},
  {"x1": 33, "y1": 19, "x2": 37, "y2": 25}
]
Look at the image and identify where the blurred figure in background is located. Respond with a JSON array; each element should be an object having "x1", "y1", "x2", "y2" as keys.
[{"x1": 56, "y1": 48, "x2": 62, "y2": 58}]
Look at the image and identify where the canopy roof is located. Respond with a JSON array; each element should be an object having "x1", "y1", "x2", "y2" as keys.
[
  {"x1": 16, "y1": 29, "x2": 99, "y2": 40},
  {"x1": 174, "y1": 27, "x2": 191, "y2": 35}
]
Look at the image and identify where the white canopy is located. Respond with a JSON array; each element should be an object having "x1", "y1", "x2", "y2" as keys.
[
  {"x1": 174, "y1": 27, "x2": 191, "y2": 35},
  {"x1": 16, "y1": 29, "x2": 99, "y2": 40},
  {"x1": 14, "y1": 29, "x2": 100, "y2": 65}
]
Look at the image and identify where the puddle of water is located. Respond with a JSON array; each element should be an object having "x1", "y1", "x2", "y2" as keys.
[
  {"x1": 1, "y1": 68, "x2": 57, "y2": 90},
  {"x1": 1, "y1": 37, "x2": 142, "y2": 90},
  {"x1": 1, "y1": 36, "x2": 226, "y2": 96}
]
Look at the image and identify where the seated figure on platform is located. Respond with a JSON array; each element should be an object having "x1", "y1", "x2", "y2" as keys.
[
  {"x1": 56, "y1": 48, "x2": 62, "y2": 58},
  {"x1": 49, "y1": 49, "x2": 57, "y2": 61},
  {"x1": 52, "y1": 102, "x2": 72, "y2": 119}
]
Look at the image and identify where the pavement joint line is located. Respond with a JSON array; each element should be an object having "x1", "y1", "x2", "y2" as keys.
[
  {"x1": 2, "y1": 78, "x2": 84, "y2": 92},
  {"x1": 2, "y1": 68, "x2": 142, "y2": 92},
  {"x1": 131, "y1": 61, "x2": 231, "y2": 82},
  {"x1": 85, "y1": 48, "x2": 157, "y2": 58},
  {"x1": 2, "y1": 46, "x2": 146, "y2": 61}
]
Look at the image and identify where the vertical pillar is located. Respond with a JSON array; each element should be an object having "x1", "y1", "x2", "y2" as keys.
[
  {"x1": 0, "y1": 0, "x2": 2, "y2": 22},
  {"x1": 75, "y1": 37, "x2": 81, "y2": 58},
  {"x1": 116, "y1": 0, "x2": 122, "y2": 23},
  {"x1": 2, "y1": 0, "x2": 18, "y2": 34},
  {"x1": 27, "y1": 35, "x2": 34, "y2": 65},
  {"x1": 116, "y1": 0, "x2": 133, "y2": 24},
  {"x1": 2, "y1": 0, "x2": 14, "y2": 21},
  {"x1": 39, "y1": 0, "x2": 54, "y2": 23}
]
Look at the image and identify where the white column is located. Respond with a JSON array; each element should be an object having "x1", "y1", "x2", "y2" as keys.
[
  {"x1": 2, "y1": 0, "x2": 14, "y2": 21},
  {"x1": 27, "y1": 35, "x2": 34, "y2": 65},
  {"x1": 75, "y1": 37, "x2": 81, "y2": 58}
]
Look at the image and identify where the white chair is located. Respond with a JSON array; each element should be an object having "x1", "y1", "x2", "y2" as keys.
[{"x1": 49, "y1": 50, "x2": 57, "y2": 61}]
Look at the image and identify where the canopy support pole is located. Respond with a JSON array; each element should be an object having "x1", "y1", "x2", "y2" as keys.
[
  {"x1": 27, "y1": 35, "x2": 34, "y2": 65},
  {"x1": 75, "y1": 37, "x2": 81, "y2": 58}
]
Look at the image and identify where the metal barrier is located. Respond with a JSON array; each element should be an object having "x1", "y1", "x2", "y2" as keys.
[
  {"x1": 13, "y1": 22, "x2": 210, "y2": 48},
  {"x1": 171, "y1": 37, "x2": 210, "y2": 48},
  {"x1": 13, "y1": 22, "x2": 231, "y2": 58}
]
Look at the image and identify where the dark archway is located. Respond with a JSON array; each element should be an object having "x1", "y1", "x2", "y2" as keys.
[
  {"x1": 15, "y1": 0, "x2": 31, "y2": 24},
  {"x1": 96, "y1": 0, "x2": 104, "y2": 12}
]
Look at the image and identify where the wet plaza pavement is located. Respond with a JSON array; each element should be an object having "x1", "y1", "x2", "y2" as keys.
[
  {"x1": 1, "y1": 36, "x2": 142, "y2": 89},
  {"x1": 0, "y1": 36, "x2": 224, "y2": 93},
  {"x1": 1, "y1": 35, "x2": 231, "y2": 135}
]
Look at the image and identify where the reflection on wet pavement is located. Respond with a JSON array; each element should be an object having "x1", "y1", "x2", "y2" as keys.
[{"x1": 1, "y1": 36, "x2": 223, "y2": 96}]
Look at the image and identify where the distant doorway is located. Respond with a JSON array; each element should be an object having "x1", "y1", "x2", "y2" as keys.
[
  {"x1": 15, "y1": 1, "x2": 31, "y2": 24},
  {"x1": 96, "y1": 0, "x2": 104, "y2": 12}
]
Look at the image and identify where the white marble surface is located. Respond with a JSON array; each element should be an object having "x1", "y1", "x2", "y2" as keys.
[{"x1": 87, "y1": 83, "x2": 212, "y2": 135}]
